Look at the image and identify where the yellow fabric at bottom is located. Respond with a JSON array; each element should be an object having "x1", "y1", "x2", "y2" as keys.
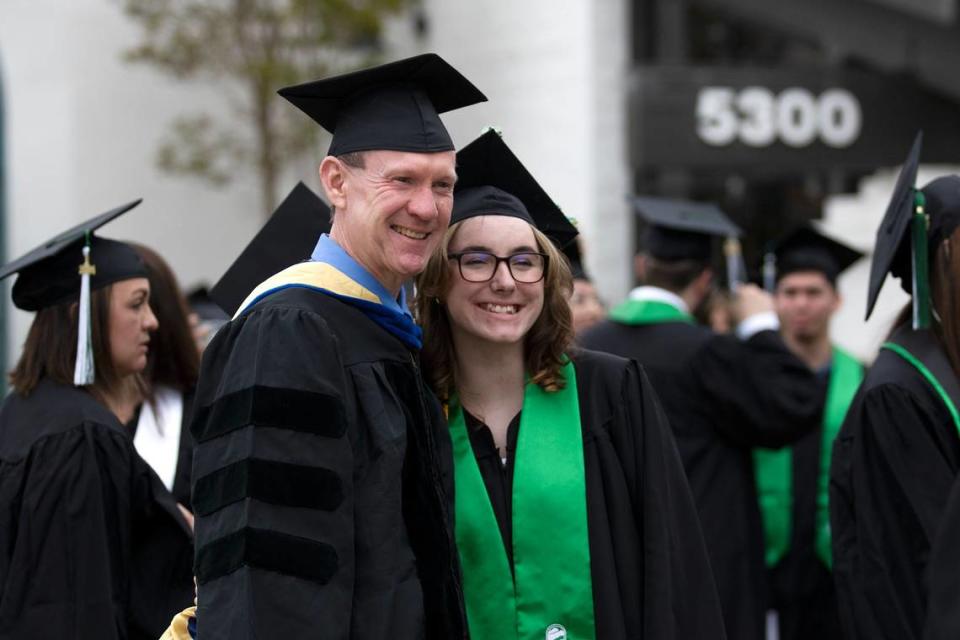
[{"x1": 159, "y1": 606, "x2": 196, "y2": 640}]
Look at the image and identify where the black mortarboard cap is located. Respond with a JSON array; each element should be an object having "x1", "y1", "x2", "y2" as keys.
[
  {"x1": 772, "y1": 225, "x2": 864, "y2": 286},
  {"x1": 633, "y1": 196, "x2": 741, "y2": 261},
  {"x1": 0, "y1": 200, "x2": 146, "y2": 311},
  {"x1": 451, "y1": 129, "x2": 579, "y2": 248},
  {"x1": 563, "y1": 236, "x2": 590, "y2": 281},
  {"x1": 279, "y1": 53, "x2": 487, "y2": 156},
  {"x1": 866, "y1": 132, "x2": 923, "y2": 320},
  {"x1": 210, "y1": 182, "x2": 332, "y2": 317}
]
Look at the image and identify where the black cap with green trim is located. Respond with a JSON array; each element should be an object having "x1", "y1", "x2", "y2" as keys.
[{"x1": 865, "y1": 132, "x2": 960, "y2": 321}]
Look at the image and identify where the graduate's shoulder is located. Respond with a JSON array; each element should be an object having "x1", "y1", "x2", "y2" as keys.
[
  {"x1": 569, "y1": 347, "x2": 656, "y2": 395},
  {"x1": 0, "y1": 378, "x2": 126, "y2": 461},
  {"x1": 219, "y1": 286, "x2": 410, "y2": 364}
]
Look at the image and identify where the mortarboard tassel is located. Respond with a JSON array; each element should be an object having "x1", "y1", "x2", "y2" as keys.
[
  {"x1": 73, "y1": 235, "x2": 96, "y2": 386},
  {"x1": 724, "y1": 236, "x2": 747, "y2": 290},
  {"x1": 911, "y1": 189, "x2": 931, "y2": 330},
  {"x1": 763, "y1": 251, "x2": 777, "y2": 293}
]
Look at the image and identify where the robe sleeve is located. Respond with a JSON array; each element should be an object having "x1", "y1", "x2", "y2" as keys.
[
  {"x1": 618, "y1": 362, "x2": 728, "y2": 640},
  {"x1": 830, "y1": 384, "x2": 957, "y2": 640},
  {"x1": 688, "y1": 330, "x2": 824, "y2": 448},
  {"x1": 190, "y1": 305, "x2": 355, "y2": 639}
]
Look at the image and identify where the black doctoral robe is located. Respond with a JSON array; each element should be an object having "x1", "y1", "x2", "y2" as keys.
[
  {"x1": 830, "y1": 330, "x2": 960, "y2": 640},
  {"x1": 190, "y1": 286, "x2": 465, "y2": 639},
  {"x1": 580, "y1": 319, "x2": 823, "y2": 640},
  {"x1": 0, "y1": 378, "x2": 195, "y2": 639},
  {"x1": 464, "y1": 349, "x2": 726, "y2": 640}
]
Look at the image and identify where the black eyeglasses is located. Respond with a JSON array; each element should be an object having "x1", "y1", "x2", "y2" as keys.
[{"x1": 448, "y1": 251, "x2": 549, "y2": 283}]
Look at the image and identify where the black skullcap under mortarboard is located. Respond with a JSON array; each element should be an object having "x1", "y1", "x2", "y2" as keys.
[
  {"x1": 451, "y1": 129, "x2": 579, "y2": 248},
  {"x1": 772, "y1": 225, "x2": 864, "y2": 287},
  {"x1": 279, "y1": 53, "x2": 487, "y2": 157},
  {"x1": 210, "y1": 182, "x2": 332, "y2": 317},
  {"x1": 0, "y1": 200, "x2": 146, "y2": 311},
  {"x1": 633, "y1": 196, "x2": 741, "y2": 262}
]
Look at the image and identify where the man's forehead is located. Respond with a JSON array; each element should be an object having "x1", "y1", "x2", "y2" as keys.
[
  {"x1": 778, "y1": 270, "x2": 835, "y2": 291},
  {"x1": 363, "y1": 149, "x2": 457, "y2": 175}
]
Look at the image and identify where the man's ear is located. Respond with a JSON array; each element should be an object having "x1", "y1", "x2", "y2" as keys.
[{"x1": 319, "y1": 156, "x2": 348, "y2": 211}]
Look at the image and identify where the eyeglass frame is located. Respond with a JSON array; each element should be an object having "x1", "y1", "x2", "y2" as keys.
[{"x1": 447, "y1": 250, "x2": 550, "y2": 284}]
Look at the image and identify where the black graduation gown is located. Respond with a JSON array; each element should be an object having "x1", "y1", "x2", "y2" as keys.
[
  {"x1": 830, "y1": 331, "x2": 960, "y2": 640},
  {"x1": 764, "y1": 366, "x2": 850, "y2": 640},
  {"x1": 923, "y1": 470, "x2": 960, "y2": 640},
  {"x1": 580, "y1": 320, "x2": 823, "y2": 640},
  {"x1": 0, "y1": 378, "x2": 194, "y2": 639},
  {"x1": 464, "y1": 349, "x2": 726, "y2": 640},
  {"x1": 190, "y1": 287, "x2": 465, "y2": 639}
]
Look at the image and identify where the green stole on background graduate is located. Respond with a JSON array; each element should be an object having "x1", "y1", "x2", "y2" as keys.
[
  {"x1": 609, "y1": 298, "x2": 694, "y2": 325},
  {"x1": 448, "y1": 361, "x2": 596, "y2": 640},
  {"x1": 754, "y1": 346, "x2": 864, "y2": 568}
]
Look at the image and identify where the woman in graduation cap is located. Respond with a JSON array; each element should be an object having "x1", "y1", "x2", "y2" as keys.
[
  {"x1": 0, "y1": 202, "x2": 194, "y2": 639},
  {"x1": 413, "y1": 130, "x2": 725, "y2": 640},
  {"x1": 830, "y1": 134, "x2": 960, "y2": 640},
  {"x1": 130, "y1": 243, "x2": 200, "y2": 509}
]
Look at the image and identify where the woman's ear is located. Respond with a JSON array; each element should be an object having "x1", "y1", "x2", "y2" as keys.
[{"x1": 319, "y1": 156, "x2": 348, "y2": 211}]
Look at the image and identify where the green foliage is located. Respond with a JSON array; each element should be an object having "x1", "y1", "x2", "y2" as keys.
[{"x1": 120, "y1": 0, "x2": 410, "y2": 211}]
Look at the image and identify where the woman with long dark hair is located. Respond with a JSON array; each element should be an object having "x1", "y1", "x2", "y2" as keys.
[
  {"x1": 414, "y1": 131, "x2": 724, "y2": 639},
  {"x1": 830, "y1": 136, "x2": 960, "y2": 640},
  {"x1": 0, "y1": 203, "x2": 194, "y2": 639},
  {"x1": 130, "y1": 243, "x2": 200, "y2": 508}
]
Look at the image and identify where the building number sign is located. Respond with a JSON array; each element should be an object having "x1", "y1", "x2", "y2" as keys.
[{"x1": 696, "y1": 87, "x2": 862, "y2": 148}]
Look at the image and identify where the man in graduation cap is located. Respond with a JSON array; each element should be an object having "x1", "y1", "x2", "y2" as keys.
[
  {"x1": 753, "y1": 226, "x2": 865, "y2": 640},
  {"x1": 182, "y1": 55, "x2": 486, "y2": 639},
  {"x1": 580, "y1": 197, "x2": 824, "y2": 640},
  {"x1": 830, "y1": 134, "x2": 960, "y2": 640}
]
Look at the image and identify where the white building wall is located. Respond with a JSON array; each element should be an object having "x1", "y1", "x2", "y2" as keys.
[
  {"x1": 1, "y1": 0, "x2": 272, "y2": 363},
  {"x1": 420, "y1": 0, "x2": 633, "y2": 303}
]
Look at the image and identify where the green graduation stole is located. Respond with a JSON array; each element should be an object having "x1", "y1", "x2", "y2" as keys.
[
  {"x1": 448, "y1": 361, "x2": 596, "y2": 640},
  {"x1": 609, "y1": 298, "x2": 694, "y2": 325},
  {"x1": 753, "y1": 347, "x2": 864, "y2": 568},
  {"x1": 882, "y1": 329, "x2": 960, "y2": 438}
]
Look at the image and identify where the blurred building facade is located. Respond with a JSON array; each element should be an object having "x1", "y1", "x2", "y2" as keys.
[{"x1": 2, "y1": 0, "x2": 960, "y2": 376}]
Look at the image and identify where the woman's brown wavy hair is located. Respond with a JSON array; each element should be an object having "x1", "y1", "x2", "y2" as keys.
[{"x1": 414, "y1": 219, "x2": 575, "y2": 402}]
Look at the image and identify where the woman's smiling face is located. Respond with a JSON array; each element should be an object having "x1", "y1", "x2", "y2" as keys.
[{"x1": 443, "y1": 215, "x2": 545, "y2": 347}]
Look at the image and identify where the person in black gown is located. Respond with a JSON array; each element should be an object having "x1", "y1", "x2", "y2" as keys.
[
  {"x1": 754, "y1": 226, "x2": 865, "y2": 640},
  {"x1": 830, "y1": 136, "x2": 960, "y2": 640},
  {"x1": 414, "y1": 130, "x2": 725, "y2": 640},
  {"x1": 579, "y1": 198, "x2": 823, "y2": 640},
  {"x1": 164, "y1": 56, "x2": 487, "y2": 640},
  {"x1": 0, "y1": 202, "x2": 194, "y2": 639},
  {"x1": 131, "y1": 243, "x2": 200, "y2": 510}
]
